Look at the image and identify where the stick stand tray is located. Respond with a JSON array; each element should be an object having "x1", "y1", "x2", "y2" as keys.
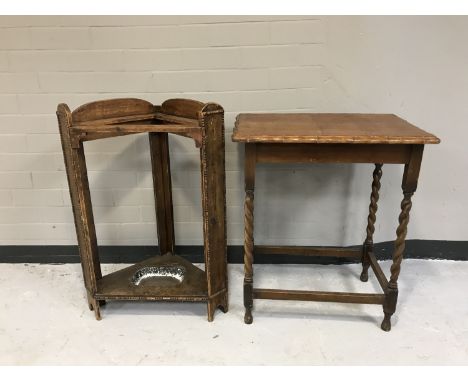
[{"x1": 57, "y1": 98, "x2": 228, "y2": 321}]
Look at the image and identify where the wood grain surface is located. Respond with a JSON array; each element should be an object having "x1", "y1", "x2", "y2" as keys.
[{"x1": 233, "y1": 113, "x2": 440, "y2": 144}]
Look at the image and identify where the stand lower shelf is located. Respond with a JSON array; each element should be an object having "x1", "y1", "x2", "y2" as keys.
[{"x1": 95, "y1": 253, "x2": 208, "y2": 302}]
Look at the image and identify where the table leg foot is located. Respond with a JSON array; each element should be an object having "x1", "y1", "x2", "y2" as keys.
[
  {"x1": 243, "y1": 279, "x2": 253, "y2": 324},
  {"x1": 360, "y1": 270, "x2": 369, "y2": 282},
  {"x1": 244, "y1": 308, "x2": 253, "y2": 324},
  {"x1": 381, "y1": 313, "x2": 392, "y2": 332}
]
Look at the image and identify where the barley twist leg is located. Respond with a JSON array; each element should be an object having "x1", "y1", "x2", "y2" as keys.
[
  {"x1": 381, "y1": 192, "x2": 413, "y2": 332},
  {"x1": 243, "y1": 189, "x2": 254, "y2": 324},
  {"x1": 361, "y1": 164, "x2": 383, "y2": 282}
]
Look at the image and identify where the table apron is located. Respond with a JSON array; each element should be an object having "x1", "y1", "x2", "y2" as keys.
[{"x1": 254, "y1": 143, "x2": 414, "y2": 164}]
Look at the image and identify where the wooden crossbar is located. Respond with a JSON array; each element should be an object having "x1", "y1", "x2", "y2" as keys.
[
  {"x1": 253, "y1": 288, "x2": 385, "y2": 304},
  {"x1": 154, "y1": 112, "x2": 199, "y2": 125},
  {"x1": 74, "y1": 112, "x2": 158, "y2": 127},
  {"x1": 73, "y1": 111, "x2": 198, "y2": 128},
  {"x1": 368, "y1": 252, "x2": 389, "y2": 290},
  {"x1": 254, "y1": 245, "x2": 361, "y2": 258},
  {"x1": 72, "y1": 123, "x2": 200, "y2": 134}
]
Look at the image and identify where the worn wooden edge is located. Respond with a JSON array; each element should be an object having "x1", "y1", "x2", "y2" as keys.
[
  {"x1": 232, "y1": 134, "x2": 440, "y2": 145},
  {"x1": 200, "y1": 102, "x2": 224, "y2": 114},
  {"x1": 154, "y1": 112, "x2": 199, "y2": 126},
  {"x1": 68, "y1": 101, "x2": 213, "y2": 151},
  {"x1": 62, "y1": 99, "x2": 222, "y2": 150},
  {"x1": 73, "y1": 112, "x2": 158, "y2": 127},
  {"x1": 208, "y1": 288, "x2": 228, "y2": 300},
  {"x1": 93, "y1": 295, "x2": 209, "y2": 302},
  {"x1": 198, "y1": 103, "x2": 228, "y2": 299},
  {"x1": 57, "y1": 103, "x2": 72, "y2": 119},
  {"x1": 71, "y1": 124, "x2": 200, "y2": 134},
  {"x1": 71, "y1": 98, "x2": 155, "y2": 124},
  {"x1": 253, "y1": 288, "x2": 385, "y2": 304},
  {"x1": 232, "y1": 113, "x2": 441, "y2": 145},
  {"x1": 161, "y1": 98, "x2": 205, "y2": 119}
]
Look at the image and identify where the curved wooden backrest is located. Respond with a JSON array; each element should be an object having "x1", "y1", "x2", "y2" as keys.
[
  {"x1": 161, "y1": 98, "x2": 205, "y2": 119},
  {"x1": 71, "y1": 98, "x2": 155, "y2": 124}
]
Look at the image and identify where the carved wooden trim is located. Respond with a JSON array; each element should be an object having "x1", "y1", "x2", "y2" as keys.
[
  {"x1": 198, "y1": 103, "x2": 228, "y2": 320},
  {"x1": 57, "y1": 103, "x2": 102, "y2": 320}
]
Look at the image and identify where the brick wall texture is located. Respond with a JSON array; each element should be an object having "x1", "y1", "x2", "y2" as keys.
[{"x1": 0, "y1": 16, "x2": 463, "y2": 245}]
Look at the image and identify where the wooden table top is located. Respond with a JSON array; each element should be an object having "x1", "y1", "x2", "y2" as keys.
[{"x1": 232, "y1": 113, "x2": 440, "y2": 144}]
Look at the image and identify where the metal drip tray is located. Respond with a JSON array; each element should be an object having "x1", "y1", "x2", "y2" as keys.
[{"x1": 131, "y1": 265, "x2": 186, "y2": 286}]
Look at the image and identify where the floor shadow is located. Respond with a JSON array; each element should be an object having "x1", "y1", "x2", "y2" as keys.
[
  {"x1": 252, "y1": 308, "x2": 382, "y2": 327},
  {"x1": 101, "y1": 300, "x2": 207, "y2": 318}
]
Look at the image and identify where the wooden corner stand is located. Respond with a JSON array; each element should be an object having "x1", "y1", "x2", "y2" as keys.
[{"x1": 57, "y1": 98, "x2": 228, "y2": 321}]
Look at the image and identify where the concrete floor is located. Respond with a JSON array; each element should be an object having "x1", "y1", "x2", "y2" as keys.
[{"x1": 0, "y1": 260, "x2": 467, "y2": 365}]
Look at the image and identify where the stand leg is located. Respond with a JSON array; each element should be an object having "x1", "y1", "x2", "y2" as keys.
[
  {"x1": 382, "y1": 192, "x2": 413, "y2": 331},
  {"x1": 199, "y1": 105, "x2": 228, "y2": 322},
  {"x1": 381, "y1": 145, "x2": 423, "y2": 331},
  {"x1": 243, "y1": 144, "x2": 256, "y2": 324},
  {"x1": 57, "y1": 104, "x2": 102, "y2": 320},
  {"x1": 361, "y1": 164, "x2": 383, "y2": 282},
  {"x1": 149, "y1": 132, "x2": 175, "y2": 256},
  {"x1": 87, "y1": 290, "x2": 102, "y2": 321},
  {"x1": 207, "y1": 291, "x2": 228, "y2": 322}
]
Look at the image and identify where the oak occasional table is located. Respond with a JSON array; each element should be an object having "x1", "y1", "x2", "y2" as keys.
[{"x1": 232, "y1": 113, "x2": 440, "y2": 331}]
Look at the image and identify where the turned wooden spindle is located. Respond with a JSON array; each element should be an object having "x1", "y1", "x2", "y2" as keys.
[
  {"x1": 243, "y1": 190, "x2": 254, "y2": 324},
  {"x1": 361, "y1": 163, "x2": 383, "y2": 282},
  {"x1": 381, "y1": 191, "x2": 414, "y2": 331},
  {"x1": 243, "y1": 143, "x2": 256, "y2": 325}
]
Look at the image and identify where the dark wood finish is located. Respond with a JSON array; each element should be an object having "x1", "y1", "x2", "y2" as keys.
[
  {"x1": 255, "y1": 245, "x2": 361, "y2": 257},
  {"x1": 72, "y1": 123, "x2": 199, "y2": 134},
  {"x1": 57, "y1": 98, "x2": 228, "y2": 321},
  {"x1": 154, "y1": 111, "x2": 199, "y2": 126},
  {"x1": 368, "y1": 252, "x2": 388, "y2": 290},
  {"x1": 255, "y1": 143, "x2": 412, "y2": 164},
  {"x1": 57, "y1": 104, "x2": 103, "y2": 320},
  {"x1": 161, "y1": 98, "x2": 205, "y2": 119},
  {"x1": 74, "y1": 112, "x2": 158, "y2": 127},
  {"x1": 72, "y1": 98, "x2": 155, "y2": 124},
  {"x1": 95, "y1": 254, "x2": 207, "y2": 301},
  {"x1": 361, "y1": 163, "x2": 383, "y2": 282},
  {"x1": 243, "y1": 143, "x2": 256, "y2": 324},
  {"x1": 233, "y1": 112, "x2": 439, "y2": 331},
  {"x1": 75, "y1": 110, "x2": 199, "y2": 129},
  {"x1": 382, "y1": 145, "x2": 424, "y2": 331},
  {"x1": 149, "y1": 132, "x2": 175, "y2": 256},
  {"x1": 199, "y1": 103, "x2": 229, "y2": 321},
  {"x1": 253, "y1": 289, "x2": 385, "y2": 305},
  {"x1": 233, "y1": 113, "x2": 440, "y2": 144}
]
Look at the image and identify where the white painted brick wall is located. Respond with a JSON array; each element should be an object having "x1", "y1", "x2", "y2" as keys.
[{"x1": 0, "y1": 16, "x2": 465, "y2": 246}]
